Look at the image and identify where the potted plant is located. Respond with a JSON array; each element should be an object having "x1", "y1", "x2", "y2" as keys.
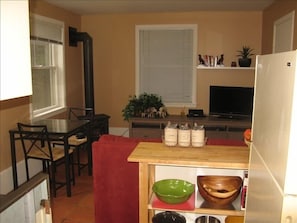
[
  {"x1": 122, "y1": 92, "x2": 166, "y2": 120},
  {"x1": 237, "y1": 46, "x2": 254, "y2": 67}
]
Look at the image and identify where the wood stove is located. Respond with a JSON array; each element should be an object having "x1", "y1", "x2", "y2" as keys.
[{"x1": 69, "y1": 27, "x2": 110, "y2": 142}]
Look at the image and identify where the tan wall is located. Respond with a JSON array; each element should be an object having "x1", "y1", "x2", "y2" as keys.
[
  {"x1": 0, "y1": 1, "x2": 83, "y2": 172},
  {"x1": 262, "y1": 0, "x2": 297, "y2": 54},
  {"x1": 81, "y1": 11, "x2": 262, "y2": 127},
  {"x1": 0, "y1": 98, "x2": 31, "y2": 172},
  {"x1": 1, "y1": 0, "x2": 296, "y2": 173}
]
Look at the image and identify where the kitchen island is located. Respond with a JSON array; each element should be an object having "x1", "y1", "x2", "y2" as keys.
[{"x1": 128, "y1": 142, "x2": 249, "y2": 223}]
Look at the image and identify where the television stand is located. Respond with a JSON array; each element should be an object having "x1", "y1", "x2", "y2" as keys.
[
  {"x1": 209, "y1": 115, "x2": 251, "y2": 121},
  {"x1": 129, "y1": 115, "x2": 251, "y2": 140}
]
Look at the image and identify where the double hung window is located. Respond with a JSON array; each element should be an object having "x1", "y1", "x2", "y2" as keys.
[
  {"x1": 30, "y1": 15, "x2": 65, "y2": 118},
  {"x1": 136, "y1": 25, "x2": 197, "y2": 107}
]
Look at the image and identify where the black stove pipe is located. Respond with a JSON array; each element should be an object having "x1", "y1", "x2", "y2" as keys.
[{"x1": 69, "y1": 27, "x2": 94, "y2": 114}]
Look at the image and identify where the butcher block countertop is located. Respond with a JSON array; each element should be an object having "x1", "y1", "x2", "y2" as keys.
[{"x1": 128, "y1": 142, "x2": 249, "y2": 170}]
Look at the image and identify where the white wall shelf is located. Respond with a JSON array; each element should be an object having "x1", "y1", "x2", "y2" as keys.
[{"x1": 197, "y1": 66, "x2": 255, "y2": 70}]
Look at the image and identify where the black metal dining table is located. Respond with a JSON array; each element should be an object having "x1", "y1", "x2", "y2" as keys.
[{"x1": 9, "y1": 119, "x2": 91, "y2": 197}]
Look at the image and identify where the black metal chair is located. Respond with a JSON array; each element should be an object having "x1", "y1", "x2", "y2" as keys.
[
  {"x1": 69, "y1": 107, "x2": 94, "y2": 175},
  {"x1": 54, "y1": 107, "x2": 93, "y2": 176},
  {"x1": 17, "y1": 122, "x2": 75, "y2": 197},
  {"x1": 68, "y1": 107, "x2": 94, "y2": 121}
]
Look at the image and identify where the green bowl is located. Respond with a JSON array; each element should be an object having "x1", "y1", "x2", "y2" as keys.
[{"x1": 152, "y1": 179, "x2": 195, "y2": 204}]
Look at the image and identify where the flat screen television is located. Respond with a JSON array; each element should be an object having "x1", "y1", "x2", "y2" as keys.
[{"x1": 209, "y1": 85, "x2": 254, "y2": 119}]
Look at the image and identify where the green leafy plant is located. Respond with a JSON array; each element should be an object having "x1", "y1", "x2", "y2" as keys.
[
  {"x1": 237, "y1": 46, "x2": 254, "y2": 59},
  {"x1": 122, "y1": 93, "x2": 165, "y2": 120}
]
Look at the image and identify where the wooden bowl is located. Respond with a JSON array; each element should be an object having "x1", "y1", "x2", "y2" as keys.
[{"x1": 197, "y1": 176, "x2": 243, "y2": 206}]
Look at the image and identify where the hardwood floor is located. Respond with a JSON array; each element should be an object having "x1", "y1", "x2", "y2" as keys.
[{"x1": 51, "y1": 149, "x2": 94, "y2": 223}]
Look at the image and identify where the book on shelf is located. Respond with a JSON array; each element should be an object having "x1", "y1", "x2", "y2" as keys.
[{"x1": 241, "y1": 170, "x2": 248, "y2": 210}]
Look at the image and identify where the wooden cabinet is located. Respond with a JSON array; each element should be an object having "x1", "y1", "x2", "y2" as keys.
[
  {"x1": 0, "y1": 0, "x2": 32, "y2": 100},
  {"x1": 129, "y1": 115, "x2": 251, "y2": 140},
  {"x1": 128, "y1": 142, "x2": 249, "y2": 223}
]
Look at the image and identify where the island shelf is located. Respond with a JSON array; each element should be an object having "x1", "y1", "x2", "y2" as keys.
[{"x1": 128, "y1": 142, "x2": 249, "y2": 223}]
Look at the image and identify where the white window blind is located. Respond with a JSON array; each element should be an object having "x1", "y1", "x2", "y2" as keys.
[
  {"x1": 30, "y1": 16, "x2": 63, "y2": 44},
  {"x1": 136, "y1": 25, "x2": 197, "y2": 107}
]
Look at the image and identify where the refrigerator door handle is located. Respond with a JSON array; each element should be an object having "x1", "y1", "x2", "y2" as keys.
[{"x1": 282, "y1": 195, "x2": 297, "y2": 223}]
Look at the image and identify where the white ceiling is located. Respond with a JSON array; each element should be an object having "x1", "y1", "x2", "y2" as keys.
[{"x1": 44, "y1": 0, "x2": 276, "y2": 15}]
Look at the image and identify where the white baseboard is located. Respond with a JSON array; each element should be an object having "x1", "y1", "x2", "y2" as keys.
[
  {"x1": 0, "y1": 160, "x2": 42, "y2": 194},
  {"x1": 109, "y1": 127, "x2": 129, "y2": 137}
]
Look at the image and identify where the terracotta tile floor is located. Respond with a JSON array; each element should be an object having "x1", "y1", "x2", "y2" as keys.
[{"x1": 51, "y1": 150, "x2": 94, "y2": 223}]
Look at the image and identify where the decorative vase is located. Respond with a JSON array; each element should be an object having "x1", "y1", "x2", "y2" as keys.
[{"x1": 238, "y1": 58, "x2": 251, "y2": 67}]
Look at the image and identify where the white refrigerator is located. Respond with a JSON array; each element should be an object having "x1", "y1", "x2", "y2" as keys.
[{"x1": 245, "y1": 50, "x2": 297, "y2": 222}]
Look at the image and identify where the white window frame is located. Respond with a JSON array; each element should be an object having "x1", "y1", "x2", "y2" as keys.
[
  {"x1": 136, "y1": 24, "x2": 197, "y2": 107},
  {"x1": 30, "y1": 14, "x2": 66, "y2": 120},
  {"x1": 273, "y1": 11, "x2": 295, "y2": 53}
]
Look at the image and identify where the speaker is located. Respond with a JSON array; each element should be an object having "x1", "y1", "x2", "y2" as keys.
[{"x1": 188, "y1": 109, "x2": 204, "y2": 117}]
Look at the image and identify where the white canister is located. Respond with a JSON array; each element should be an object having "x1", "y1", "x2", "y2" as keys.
[
  {"x1": 164, "y1": 126, "x2": 178, "y2": 146},
  {"x1": 191, "y1": 126, "x2": 205, "y2": 147},
  {"x1": 178, "y1": 124, "x2": 191, "y2": 147}
]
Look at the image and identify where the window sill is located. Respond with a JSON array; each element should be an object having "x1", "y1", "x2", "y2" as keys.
[{"x1": 31, "y1": 107, "x2": 67, "y2": 121}]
